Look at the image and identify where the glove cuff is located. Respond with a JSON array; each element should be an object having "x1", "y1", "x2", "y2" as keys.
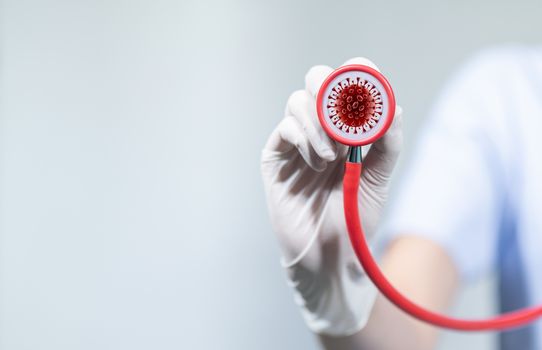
[{"x1": 282, "y1": 244, "x2": 378, "y2": 337}]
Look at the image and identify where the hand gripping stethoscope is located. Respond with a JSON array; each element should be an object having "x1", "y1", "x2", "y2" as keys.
[{"x1": 317, "y1": 64, "x2": 542, "y2": 331}]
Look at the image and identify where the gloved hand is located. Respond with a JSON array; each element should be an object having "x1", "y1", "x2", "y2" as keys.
[{"x1": 261, "y1": 57, "x2": 403, "y2": 336}]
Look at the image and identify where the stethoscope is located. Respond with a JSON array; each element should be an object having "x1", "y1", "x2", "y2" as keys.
[{"x1": 317, "y1": 64, "x2": 542, "y2": 331}]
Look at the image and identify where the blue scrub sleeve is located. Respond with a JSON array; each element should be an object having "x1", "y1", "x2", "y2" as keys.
[{"x1": 383, "y1": 53, "x2": 506, "y2": 282}]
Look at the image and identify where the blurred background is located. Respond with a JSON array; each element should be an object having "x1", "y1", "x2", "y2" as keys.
[{"x1": 1, "y1": 0, "x2": 541, "y2": 349}]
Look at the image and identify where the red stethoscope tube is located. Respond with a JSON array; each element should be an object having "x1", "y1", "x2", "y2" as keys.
[{"x1": 343, "y1": 161, "x2": 542, "y2": 331}]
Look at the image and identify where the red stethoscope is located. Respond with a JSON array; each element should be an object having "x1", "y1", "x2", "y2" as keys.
[{"x1": 316, "y1": 64, "x2": 542, "y2": 331}]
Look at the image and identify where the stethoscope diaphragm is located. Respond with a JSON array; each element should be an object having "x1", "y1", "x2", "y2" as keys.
[{"x1": 316, "y1": 64, "x2": 395, "y2": 146}]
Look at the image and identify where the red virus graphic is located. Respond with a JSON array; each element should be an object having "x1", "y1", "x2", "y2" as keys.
[{"x1": 333, "y1": 84, "x2": 377, "y2": 128}]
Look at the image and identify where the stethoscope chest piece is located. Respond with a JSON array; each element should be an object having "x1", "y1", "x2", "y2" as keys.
[{"x1": 316, "y1": 64, "x2": 395, "y2": 146}]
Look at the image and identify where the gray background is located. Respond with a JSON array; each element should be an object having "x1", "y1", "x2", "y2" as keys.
[{"x1": 1, "y1": 0, "x2": 541, "y2": 349}]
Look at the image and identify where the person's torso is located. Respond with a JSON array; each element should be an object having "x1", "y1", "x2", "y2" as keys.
[{"x1": 489, "y1": 46, "x2": 542, "y2": 349}]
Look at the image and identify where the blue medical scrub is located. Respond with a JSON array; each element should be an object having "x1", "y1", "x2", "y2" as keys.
[{"x1": 385, "y1": 46, "x2": 542, "y2": 349}]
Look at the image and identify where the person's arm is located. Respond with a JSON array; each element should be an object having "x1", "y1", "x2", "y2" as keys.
[
  {"x1": 262, "y1": 57, "x2": 458, "y2": 349},
  {"x1": 262, "y1": 53, "x2": 501, "y2": 350},
  {"x1": 320, "y1": 236, "x2": 458, "y2": 350}
]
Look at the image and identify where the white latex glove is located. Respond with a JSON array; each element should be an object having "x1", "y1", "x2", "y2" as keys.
[{"x1": 261, "y1": 57, "x2": 403, "y2": 336}]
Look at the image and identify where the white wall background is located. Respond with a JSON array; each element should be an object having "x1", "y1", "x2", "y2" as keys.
[{"x1": 1, "y1": 1, "x2": 541, "y2": 349}]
